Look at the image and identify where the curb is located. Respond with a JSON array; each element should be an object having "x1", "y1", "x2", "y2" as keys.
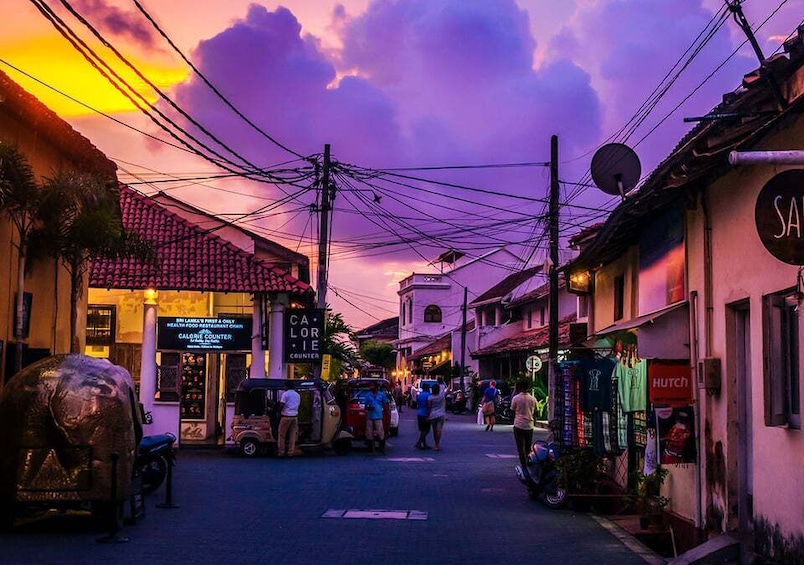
[{"x1": 590, "y1": 513, "x2": 669, "y2": 565}]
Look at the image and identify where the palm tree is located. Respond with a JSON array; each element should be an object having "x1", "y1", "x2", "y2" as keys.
[
  {"x1": 324, "y1": 310, "x2": 359, "y2": 377},
  {"x1": 0, "y1": 144, "x2": 41, "y2": 373},
  {"x1": 31, "y1": 170, "x2": 149, "y2": 353}
]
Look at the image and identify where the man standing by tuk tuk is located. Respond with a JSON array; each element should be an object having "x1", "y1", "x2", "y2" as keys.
[
  {"x1": 364, "y1": 382, "x2": 389, "y2": 455},
  {"x1": 277, "y1": 380, "x2": 301, "y2": 457}
]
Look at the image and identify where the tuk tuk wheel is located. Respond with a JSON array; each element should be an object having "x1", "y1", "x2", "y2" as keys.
[
  {"x1": 240, "y1": 438, "x2": 260, "y2": 458},
  {"x1": 333, "y1": 438, "x2": 352, "y2": 456}
]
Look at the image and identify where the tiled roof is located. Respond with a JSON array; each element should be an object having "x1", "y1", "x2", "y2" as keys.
[
  {"x1": 471, "y1": 314, "x2": 577, "y2": 357},
  {"x1": 89, "y1": 186, "x2": 313, "y2": 296},
  {"x1": 0, "y1": 69, "x2": 116, "y2": 178},
  {"x1": 470, "y1": 265, "x2": 543, "y2": 305},
  {"x1": 356, "y1": 317, "x2": 399, "y2": 340},
  {"x1": 408, "y1": 333, "x2": 452, "y2": 360},
  {"x1": 568, "y1": 27, "x2": 804, "y2": 272},
  {"x1": 507, "y1": 278, "x2": 565, "y2": 308}
]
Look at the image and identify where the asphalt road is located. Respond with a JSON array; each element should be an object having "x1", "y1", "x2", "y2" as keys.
[{"x1": 0, "y1": 408, "x2": 662, "y2": 565}]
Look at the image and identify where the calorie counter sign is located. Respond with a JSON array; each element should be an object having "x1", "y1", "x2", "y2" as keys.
[{"x1": 284, "y1": 308, "x2": 325, "y2": 363}]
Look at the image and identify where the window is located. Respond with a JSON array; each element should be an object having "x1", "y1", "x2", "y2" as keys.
[
  {"x1": 763, "y1": 291, "x2": 801, "y2": 428},
  {"x1": 156, "y1": 352, "x2": 181, "y2": 402},
  {"x1": 401, "y1": 302, "x2": 406, "y2": 326},
  {"x1": 424, "y1": 305, "x2": 442, "y2": 323},
  {"x1": 540, "y1": 307, "x2": 546, "y2": 326},
  {"x1": 578, "y1": 295, "x2": 590, "y2": 319},
  {"x1": 527, "y1": 309, "x2": 533, "y2": 329},
  {"x1": 408, "y1": 298, "x2": 413, "y2": 324},
  {"x1": 614, "y1": 275, "x2": 625, "y2": 321},
  {"x1": 86, "y1": 305, "x2": 116, "y2": 345}
]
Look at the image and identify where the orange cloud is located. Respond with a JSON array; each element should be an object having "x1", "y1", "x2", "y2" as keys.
[{"x1": 3, "y1": 36, "x2": 187, "y2": 117}]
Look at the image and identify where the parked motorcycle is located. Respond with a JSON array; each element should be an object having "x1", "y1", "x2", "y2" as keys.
[
  {"x1": 515, "y1": 439, "x2": 567, "y2": 508},
  {"x1": 137, "y1": 432, "x2": 176, "y2": 495},
  {"x1": 450, "y1": 389, "x2": 470, "y2": 414}
]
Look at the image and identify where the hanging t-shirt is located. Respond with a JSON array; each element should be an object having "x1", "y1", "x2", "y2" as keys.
[
  {"x1": 579, "y1": 358, "x2": 614, "y2": 413},
  {"x1": 616, "y1": 358, "x2": 647, "y2": 412}
]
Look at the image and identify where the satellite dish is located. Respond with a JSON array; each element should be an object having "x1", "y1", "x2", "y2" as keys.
[{"x1": 590, "y1": 143, "x2": 641, "y2": 198}]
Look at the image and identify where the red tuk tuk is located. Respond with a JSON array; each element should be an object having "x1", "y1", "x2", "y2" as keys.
[{"x1": 333, "y1": 378, "x2": 393, "y2": 454}]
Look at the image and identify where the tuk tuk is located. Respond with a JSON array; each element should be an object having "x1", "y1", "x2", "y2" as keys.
[
  {"x1": 333, "y1": 378, "x2": 393, "y2": 453},
  {"x1": 0, "y1": 355, "x2": 143, "y2": 529},
  {"x1": 229, "y1": 379, "x2": 350, "y2": 457}
]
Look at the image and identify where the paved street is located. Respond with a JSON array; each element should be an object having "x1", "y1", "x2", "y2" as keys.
[{"x1": 0, "y1": 409, "x2": 662, "y2": 565}]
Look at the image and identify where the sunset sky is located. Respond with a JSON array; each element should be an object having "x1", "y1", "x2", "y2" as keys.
[{"x1": 2, "y1": 0, "x2": 802, "y2": 330}]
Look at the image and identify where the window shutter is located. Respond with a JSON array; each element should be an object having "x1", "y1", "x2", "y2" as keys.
[{"x1": 763, "y1": 294, "x2": 788, "y2": 427}]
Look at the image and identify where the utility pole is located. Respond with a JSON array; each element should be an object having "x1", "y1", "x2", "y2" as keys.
[
  {"x1": 316, "y1": 143, "x2": 332, "y2": 310},
  {"x1": 548, "y1": 135, "x2": 559, "y2": 421},
  {"x1": 459, "y1": 286, "x2": 468, "y2": 392},
  {"x1": 313, "y1": 144, "x2": 332, "y2": 383}
]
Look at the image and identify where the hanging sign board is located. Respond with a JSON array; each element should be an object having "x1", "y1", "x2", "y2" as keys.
[
  {"x1": 755, "y1": 169, "x2": 804, "y2": 265},
  {"x1": 157, "y1": 317, "x2": 252, "y2": 351},
  {"x1": 648, "y1": 361, "x2": 693, "y2": 406},
  {"x1": 284, "y1": 308, "x2": 325, "y2": 363}
]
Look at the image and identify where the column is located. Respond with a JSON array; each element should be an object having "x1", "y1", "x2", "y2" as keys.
[
  {"x1": 140, "y1": 288, "x2": 158, "y2": 415},
  {"x1": 250, "y1": 293, "x2": 266, "y2": 378},
  {"x1": 267, "y1": 292, "x2": 288, "y2": 379}
]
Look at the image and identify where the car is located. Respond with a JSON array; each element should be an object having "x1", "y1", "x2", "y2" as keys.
[{"x1": 409, "y1": 378, "x2": 440, "y2": 408}]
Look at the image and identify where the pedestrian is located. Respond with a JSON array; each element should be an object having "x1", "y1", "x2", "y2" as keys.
[
  {"x1": 364, "y1": 381, "x2": 389, "y2": 455},
  {"x1": 511, "y1": 380, "x2": 537, "y2": 467},
  {"x1": 414, "y1": 382, "x2": 432, "y2": 449},
  {"x1": 393, "y1": 380, "x2": 404, "y2": 413},
  {"x1": 427, "y1": 383, "x2": 447, "y2": 451},
  {"x1": 481, "y1": 380, "x2": 500, "y2": 431},
  {"x1": 277, "y1": 380, "x2": 301, "y2": 457}
]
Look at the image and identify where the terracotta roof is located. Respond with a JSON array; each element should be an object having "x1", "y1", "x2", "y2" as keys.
[
  {"x1": 408, "y1": 333, "x2": 452, "y2": 360},
  {"x1": 568, "y1": 26, "x2": 804, "y2": 272},
  {"x1": 0, "y1": 68, "x2": 117, "y2": 179},
  {"x1": 470, "y1": 265, "x2": 543, "y2": 305},
  {"x1": 356, "y1": 317, "x2": 399, "y2": 340},
  {"x1": 89, "y1": 186, "x2": 313, "y2": 296},
  {"x1": 507, "y1": 278, "x2": 565, "y2": 308},
  {"x1": 471, "y1": 314, "x2": 577, "y2": 357}
]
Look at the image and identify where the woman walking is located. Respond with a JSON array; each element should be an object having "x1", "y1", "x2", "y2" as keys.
[
  {"x1": 427, "y1": 383, "x2": 447, "y2": 451},
  {"x1": 481, "y1": 380, "x2": 500, "y2": 431}
]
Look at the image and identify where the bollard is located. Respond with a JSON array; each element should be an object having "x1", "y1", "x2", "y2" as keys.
[
  {"x1": 97, "y1": 451, "x2": 129, "y2": 543},
  {"x1": 156, "y1": 451, "x2": 179, "y2": 509}
]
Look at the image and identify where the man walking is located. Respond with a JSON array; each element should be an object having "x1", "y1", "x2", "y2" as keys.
[
  {"x1": 277, "y1": 380, "x2": 301, "y2": 457},
  {"x1": 364, "y1": 381, "x2": 389, "y2": 455},
  {"x1": 511, "y1": 380, "x2": 537, "y2": 467},
  {"x1": 414, "y1": 382, "x2": 432, "y2": 450}
]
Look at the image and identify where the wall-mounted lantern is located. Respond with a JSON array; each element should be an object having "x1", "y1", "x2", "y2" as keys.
[{"x1": 567, "y1": 270, "x2": 593, "y2": 295}]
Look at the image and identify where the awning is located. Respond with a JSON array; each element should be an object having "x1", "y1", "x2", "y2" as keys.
[{"x1": 592, "y1": 301, "x2": 687, "y2": 338}]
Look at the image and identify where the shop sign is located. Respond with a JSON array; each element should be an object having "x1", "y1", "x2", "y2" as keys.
[
  {"x1": 284, "y1": 308, "x2": 325, "y2": 363},
  {"x1": 648, "y1": 361, "x2": 692, "y2": 406},
  {"x1": 755, "y1": 169, "x2": 804, "y2": 265},
  {"x1": 157, "y1": 317, "x2": 252, "y2": 351}
]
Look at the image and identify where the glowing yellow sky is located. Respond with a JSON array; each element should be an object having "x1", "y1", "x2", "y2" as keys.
[{"x1": 2, "y1": 35, "x2": 188, "y2": 117}]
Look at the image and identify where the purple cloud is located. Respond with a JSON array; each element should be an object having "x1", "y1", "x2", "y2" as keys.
[{"x1": 73, "y1": 0, "x2": 157, "y2": 48}]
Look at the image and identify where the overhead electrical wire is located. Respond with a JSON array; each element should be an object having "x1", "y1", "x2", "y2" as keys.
[{"x1": 131, "y1": 0, "x2": 304, "y2": 161}]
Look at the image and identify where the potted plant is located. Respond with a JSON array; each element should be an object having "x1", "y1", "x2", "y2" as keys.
[{"x1": 630, "y1": 466, "x2": 671, "y2": 529}]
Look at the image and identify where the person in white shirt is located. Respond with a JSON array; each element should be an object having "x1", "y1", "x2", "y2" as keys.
[
  {"x1": 277, "y1": 380, "x2": 301, "y2": 457},
  {"x1": 511, "y1": 380, "x2": 537, "y2": 467}
]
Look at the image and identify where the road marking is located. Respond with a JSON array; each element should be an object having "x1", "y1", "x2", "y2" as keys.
[
  {"x1": 322, "y1": 509, "x2": 428, "y2": 520},
  {"x1": 485, "y1": 454, "x2": 518, "y2": 459},
  {"x1": 386, "y1": 457, "x2": 435, "y2": 462}
]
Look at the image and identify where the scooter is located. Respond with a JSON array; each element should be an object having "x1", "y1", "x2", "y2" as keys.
[
  {"x1": 450, "y1": 389, "x2": 469, "y2": 414},
  {"x1": 515, "y1": 439, "x2": 567, "y2": 508},
  {"x1": 137, "y1": 432, "x2": 176, "y2": 495}
]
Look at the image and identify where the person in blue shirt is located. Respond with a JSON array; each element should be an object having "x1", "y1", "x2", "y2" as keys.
[
  {"x1": 414, "y1": 382, "x2": 432, "y2": 450},
  {"x1": 364, "y1": 382, "x2": 389, "y2": 455},
  {"x1": 482, "y1": 380, "x2": 500, "y2": 431}
]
